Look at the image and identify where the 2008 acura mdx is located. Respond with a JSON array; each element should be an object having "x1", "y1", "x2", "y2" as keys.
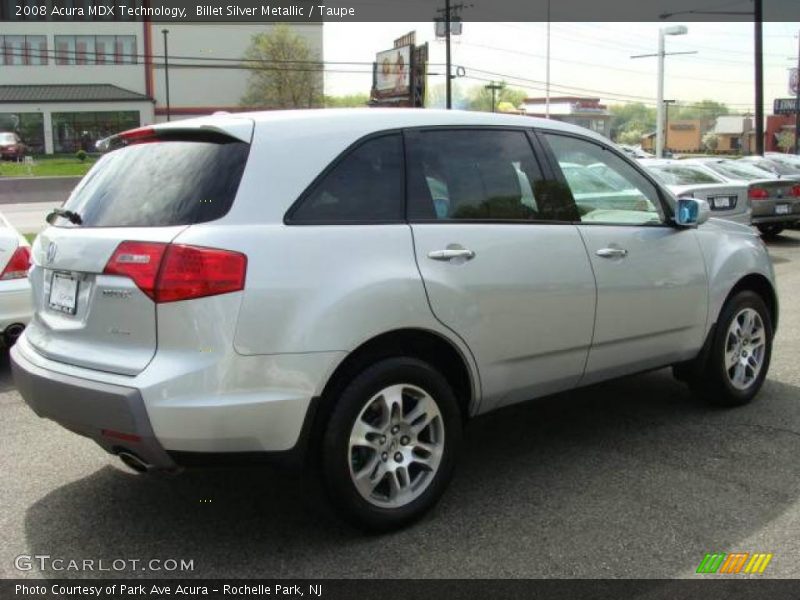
[{"x1": 12, "y1": 109, "x2": 778, "y2": 530}]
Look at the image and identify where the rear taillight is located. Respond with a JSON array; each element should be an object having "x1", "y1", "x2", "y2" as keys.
[
  {"x1": 1, "y1": 246, "x2": 31, "y2": 280},
  {"x1": 118, "y1": 126, "x2": 157, "y2": 145},
  {"x1": 748, "y1": 187, "x2": 769, "y2": 200},
  {"x1": 791, "y1": 184, "x2": 800, "y2": 198},
  {"x1": 103, "y1": 241, "x2": 246, "y2": 303}
]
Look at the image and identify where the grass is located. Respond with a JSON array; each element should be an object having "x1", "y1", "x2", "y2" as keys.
[
  {"x1": 23, "y1": 233, "x2": 37, "y2": 245},
  {"x1": 0, "y1": 155, "x2": 96, "y2": 178}
]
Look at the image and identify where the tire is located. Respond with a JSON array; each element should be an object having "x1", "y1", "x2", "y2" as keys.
[
  {"x1": 692, "y1": 290, "x2": 773, "y2": 407},
  {"x1": 321, "y1": 357, "x2": 462, "y2": 531},
  {"x1": 757, "y1": 225, "x2": 784, "y2": 238}
]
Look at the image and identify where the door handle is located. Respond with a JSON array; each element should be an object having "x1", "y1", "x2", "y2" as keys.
[
  {"x1": 428, "y1": 248, "x2": 476, "y2": 261},
  {"x1": 595, "y1": 247, "x2": 628, "y2": 259}
]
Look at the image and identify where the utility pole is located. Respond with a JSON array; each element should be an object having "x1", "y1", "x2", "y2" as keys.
[
  {"x1": 162, "y1": 29, "x2": 171, "y2": 122},
  {"x1": 754, "y1": 0, "x2": 764, "y2": 155},
  {"x1": 485, "y1": 82, "x2": 503, "y2": 112},
  {"x1": 436, "y1": 0, "x2": 466, "y2": 110},
  {"x1": 545, "y1": 0, "x2": 551, "y2": 118},
  {"x1": 795, "y1": 30, "x2": 799, "y2": 154}
]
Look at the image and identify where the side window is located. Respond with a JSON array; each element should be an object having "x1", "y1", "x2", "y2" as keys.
[
  {"x1": 289, "y1": 134, "x2": 403, "y2": 223},
  {"x1": 407, "y1": 129, "x2": 577, "y2": 222},
  {"x1": 543, "y1": 133, "x2": 665, "y2": 225}
]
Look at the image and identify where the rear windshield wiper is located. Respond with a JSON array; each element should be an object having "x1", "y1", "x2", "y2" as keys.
[{"x1": 46, "y1": 208, "x2": 83, "y2": 225}]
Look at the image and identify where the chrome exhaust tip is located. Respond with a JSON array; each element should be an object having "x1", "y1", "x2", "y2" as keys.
[{"x1": 118, "y1": 451, "x2": 151, "y2": 473}]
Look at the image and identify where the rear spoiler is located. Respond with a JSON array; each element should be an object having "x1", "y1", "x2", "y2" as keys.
[{"x1": 97, "y1": 118, "x2": 254, "y2": 152}]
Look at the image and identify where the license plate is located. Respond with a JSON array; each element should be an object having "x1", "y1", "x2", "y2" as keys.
[
  {"x1": 775, "y1": 204, "x2": 790, "y2": 215},
  {"x1": 48, "y1": 273, "x2": 79, "y2": 315},
  {"x1": 710, "y1": 196, "x2": 732, "y2": 209}
]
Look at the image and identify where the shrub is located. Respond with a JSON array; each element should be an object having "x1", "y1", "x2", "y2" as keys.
[{"x1": 75, "y1": 149, "x2": 87, "y2": 162}]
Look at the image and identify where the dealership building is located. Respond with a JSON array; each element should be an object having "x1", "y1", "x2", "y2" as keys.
[{"x1": 0, "y1": 17, "x2": 323, "y2": 153}]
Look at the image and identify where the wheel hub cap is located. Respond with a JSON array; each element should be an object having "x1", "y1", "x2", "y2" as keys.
[
  {"x1": 348, "y1": 383, "x2": 445, "y2": 508},
  {"x1": 724, "y1": 308, "x2": 766, "y2": 391}
]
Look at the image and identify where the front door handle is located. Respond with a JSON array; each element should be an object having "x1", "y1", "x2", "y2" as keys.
[
  {"x1": 428, "y1": 248, "x2": 476, "y2": 262},
  {"x1": 595, "y1": 247, "x2": 628, "y2": 259}
]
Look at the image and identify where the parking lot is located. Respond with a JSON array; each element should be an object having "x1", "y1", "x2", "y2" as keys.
[{"x1": 1, "y1": 230, "x2": 798, "y2": 580}]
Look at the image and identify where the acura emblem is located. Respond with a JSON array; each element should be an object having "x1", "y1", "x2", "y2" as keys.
[{"x1": 46, "y1": 242, "x2": 57, "y2": 264}]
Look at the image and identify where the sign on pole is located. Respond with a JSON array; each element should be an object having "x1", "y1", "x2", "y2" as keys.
[{"x1": 790, "y1": 68, "x2": 799, "y2": 96}]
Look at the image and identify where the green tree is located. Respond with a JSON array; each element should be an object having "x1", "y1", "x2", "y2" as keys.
[
  {"x1": 617, "y1": 129, "x2": 644, "y2": 146},
  {"x1": 467, "y1": 83, "x2": 527, "y2": 112},
  {"x1": 702, "y1": 132, "x2": 719, "y2": 153},
  {"x1": 673, "y1": 100, "x2": 729, "y2": 122},
  {"x1": 323, "y1": 93, "x2": 370, "y2": 108},
  {"x1": 609, "y1": 103, "x2": 657, "y2": 142},
  {"x1": 240, "y1": 25, "x2": 323, "y2": 109},
  {"x1": 776, "y1": 130, "x2": 796, "y2": 153}
]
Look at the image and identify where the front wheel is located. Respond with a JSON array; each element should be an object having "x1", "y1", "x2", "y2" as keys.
[
  {"x1": 694, "y1": 291, "x2": 773, "y2": 407},
  {"x1": 321, "y1": 357, "x2": 462, "y2": 531}
]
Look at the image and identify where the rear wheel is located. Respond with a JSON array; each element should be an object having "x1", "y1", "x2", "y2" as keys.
[
  {"x1": 321, "y1": 357, "x2": 462, "y2": 531},
  {"x1": 688, "y1": 291, "x2": 773, "y2": 407},
  {"x1": 757, "y1": 224, "x2": 784, "y2": 238}
]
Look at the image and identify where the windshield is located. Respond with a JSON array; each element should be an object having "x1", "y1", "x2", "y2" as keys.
[
  {"x1": 704, "y1": 160, "x2": 775, "y2": 181},
  {"x1": 648, "y1": 165, "x2": 723, "y2": 186},
  {"x1": 55, "y1": 139, "x2": 250, "y2": 228}
]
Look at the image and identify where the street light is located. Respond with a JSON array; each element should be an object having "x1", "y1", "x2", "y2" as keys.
[{"x1": 657, "y1": 26, "x2": 687, "y2": 158}]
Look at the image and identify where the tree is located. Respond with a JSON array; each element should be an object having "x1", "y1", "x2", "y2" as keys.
[
  {"x1": 324, "y1": 93, "x2": 370, "y2": 108},
  {"x1": 466, "y1": 83, "x2": 527, "y2": 112},
  {"x1": 240, "y1": 25, "x2": 323, "y2": 109},
  {"x1": 776, "y1": 130, "x2": 796, "y2": 153},
  {"x1": 609, "y1": 103, "x2": 656, "y2": 142},
  {"x1": 673, "y1": 100, "x2": 729, "y2": 122},
  {"x1": 702, "y1": 132, "x2": 719, "y2": 153},
  {"x1": 617, "y1": 129, "x2": 644, "y2": 146}
]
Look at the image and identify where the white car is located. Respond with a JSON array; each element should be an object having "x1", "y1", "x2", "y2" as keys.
[
  {"x1": 11, "y1": 110, "x2": 778, "y2": 530},
  {"x1": 639, "y1": 159, "x2": 751, "y2": 225},
  {"x1": 0, "y1": 212, "x2": 32, "y2": 346}
]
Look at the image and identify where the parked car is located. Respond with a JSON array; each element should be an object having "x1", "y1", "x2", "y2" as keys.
[
  {"x1": 765, "y1": 152, "x2": 800, "y2": 169},
  {"x1": 0, "y1": 132, "x2": 26, "y2": 161},
  {"x1": 617, "y1": 144, "x2": 654, "y2": 159},
  {"x1": 639, "y1": 159, "x2": 751, "y2": 225},
  {"x1": 12, "y1": 110, "x2": 778, "y2": 530},
  {"x1": 683, "y1": 158, "x2": 800, "y2": 237},
  {"x1": 738, "y1": 155, "x2": 800, "y2": 181},
  {"x1": 0, "y1": 212, "x2": 32, "y2": 346}
]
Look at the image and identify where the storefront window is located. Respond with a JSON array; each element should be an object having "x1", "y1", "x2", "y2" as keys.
[{"x1": 52, "y1": 111, "x2": 140, "y2": 153}]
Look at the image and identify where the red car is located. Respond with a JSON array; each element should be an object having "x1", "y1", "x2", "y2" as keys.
[{"x1": 0, "y1": 132, "x2": 26, "y2": 160}]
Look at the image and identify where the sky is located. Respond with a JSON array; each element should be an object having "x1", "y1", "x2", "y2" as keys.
[{"x1": 323, "y1": 22, "x2": 800, "y2": 112}]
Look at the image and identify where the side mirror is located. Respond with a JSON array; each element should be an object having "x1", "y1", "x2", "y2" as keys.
[{"x1": 675, "y1": 197, "x2": 710, "y2": 227}]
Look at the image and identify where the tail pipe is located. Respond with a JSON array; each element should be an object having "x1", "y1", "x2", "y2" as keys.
[{"x1": 118, "y1": 451, "x2": 152, "y2": 473}]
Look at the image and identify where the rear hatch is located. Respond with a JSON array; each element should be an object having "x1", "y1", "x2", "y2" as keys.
[
  {"x1": 27, "y1": 119, "x2": 253, "y2": 376},
  {"x1": 672, "y1": 184, "x2": 748, "y2": 218}
]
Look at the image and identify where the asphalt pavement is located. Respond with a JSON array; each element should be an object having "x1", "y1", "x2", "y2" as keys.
[{"x1": 1, "y1": 231, "x2": 799, "y2": 579}]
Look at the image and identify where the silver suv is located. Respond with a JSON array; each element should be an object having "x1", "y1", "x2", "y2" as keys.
[{"x1": 12, "y1": 110, "x2": 778, "y2": 530}]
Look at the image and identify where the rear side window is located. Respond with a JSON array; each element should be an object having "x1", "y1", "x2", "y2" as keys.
[
  {"x1": 55, "y1": 139, "x2": 249, "y2": 228},
  {"x1": 406, "y1": 129, "x2": 578, "y2": 222},
  {"x1": 288, "y1": 134, "x2": 404, "y2": 223}
]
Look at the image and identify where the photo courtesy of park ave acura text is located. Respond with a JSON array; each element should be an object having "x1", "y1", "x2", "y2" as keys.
[{"x1": 1, "y1": 0, "x2": 800, "y2": 595}]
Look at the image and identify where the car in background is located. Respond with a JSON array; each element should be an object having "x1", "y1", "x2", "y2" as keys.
[
  {"x1": 562, "y1": 162, "x2": 656, "y2": 215},
  {"x1": 618, "y1": 144, "x2": 654, "y2": 159},
  {"x1": 765, "y1": 152, "x2": 800, "y2": 169},
  {"x1": 683, "y1": 158, "x2": 800, "y2": 237},
  {"x1": 738, "y1": 155, "x2": 800, "y2": 181},
  {"x1": 639, "y1": 159, "x2": 751, "y2": 226},
  {"x1": 0, "y1": 132, "x2": 26, "y2": 161},
  {"x1": 0, "y1": 212, "x2": 32, "y2": 346}
]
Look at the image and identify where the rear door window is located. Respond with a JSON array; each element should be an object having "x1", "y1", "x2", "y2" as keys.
[{"x1": 54, "y1": 138, "x2": 250, "y2": 228}]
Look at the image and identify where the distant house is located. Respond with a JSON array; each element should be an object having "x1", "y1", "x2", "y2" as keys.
[
  {"x1": 712, "y1": 115, "x2": 753, "y2": 154},
  {"x1": 640, "y1": 119, "x2": 711, "y2": 154},
  {"x1": 519, "y1": 96, "x2": 611, "y2": 137}
]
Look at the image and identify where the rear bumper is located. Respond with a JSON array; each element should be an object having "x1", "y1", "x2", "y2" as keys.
[
  {"x1": 751, "y1": 214, "x2": 800, "y2": 225},
  {"x1": 11, "y1": 343, "x2": 177, "y2": 470}
]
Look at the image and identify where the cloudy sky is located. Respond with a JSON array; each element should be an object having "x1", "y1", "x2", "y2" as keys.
[{"x1": 324, "y1": 22, "x2": 800, "y2": 111}]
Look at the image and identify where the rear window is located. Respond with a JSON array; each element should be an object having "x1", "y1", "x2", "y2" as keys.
[
  {"x1": 54, "y1": 139, "x2": 249, "y2": 228},
  {"x1": 704, "y1": 161, "x2": 773, "y2": 182}
]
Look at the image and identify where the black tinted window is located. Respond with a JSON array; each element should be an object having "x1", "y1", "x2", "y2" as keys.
[
  {"x1": 56, "y1": 139, "x2": 249, "y2": 228},
  {"x1": 407, "y1": 129, "x2": 575, "y2": 222},
  {"x1": 290, "y1": 134, "x2": 404, "y2": 223}
]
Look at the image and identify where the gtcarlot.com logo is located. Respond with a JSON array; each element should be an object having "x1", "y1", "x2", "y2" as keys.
[
  {"x1": 696, "y1": 552, "x2": 773, "y2": 575},
  {"x1": 14, "y1": 555, "x2": 194, "y2": 572}
]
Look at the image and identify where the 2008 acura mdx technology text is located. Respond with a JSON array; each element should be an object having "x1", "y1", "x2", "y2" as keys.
[{"x1": 12, "y1": 109, "x2": 778, "y2": 530}]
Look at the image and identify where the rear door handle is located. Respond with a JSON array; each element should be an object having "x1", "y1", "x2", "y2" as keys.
[
  {"x1": 428, "y1": 248, "x2": 476, "y2": 261},
  {"x1": 595, "y1": 247, "x2": 628, "y2": 259}
]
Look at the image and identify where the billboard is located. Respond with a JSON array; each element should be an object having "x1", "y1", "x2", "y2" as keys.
[{"x1": 374, "y1": 45, "x2": 412, "y2": 96}]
